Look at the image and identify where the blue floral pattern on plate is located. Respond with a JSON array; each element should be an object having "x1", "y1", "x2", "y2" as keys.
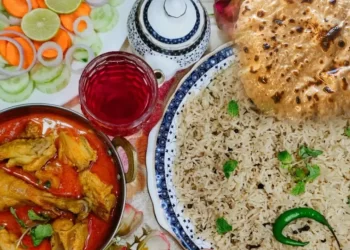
[{"x1": 154, "y1": 45, "x2": 238, "y2": 250}]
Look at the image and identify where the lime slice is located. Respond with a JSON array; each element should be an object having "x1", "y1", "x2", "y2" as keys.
[
  {"x1": 45, "y1": 0, "x2": 82, "y2": 14},
  {"x1": 21, "y1": 9, "x2": 60, "y2": 42}
]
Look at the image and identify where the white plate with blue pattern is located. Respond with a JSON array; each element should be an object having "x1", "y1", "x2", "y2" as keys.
[{"x1": 146, "y1": 42, "x2": 238, "y2": 250}]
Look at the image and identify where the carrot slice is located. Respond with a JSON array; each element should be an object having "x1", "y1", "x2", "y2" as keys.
[
  {"x1": 31, "y1": 0, "x2": 39, "y2": 9},
  {"x1": 6, "y1": 37, "x2": 34, "y2": 69},
  {"x1": 4, "y1": 26, "x2": 24, "y2": 36},
  {"x1": 34, "y1": 29, "x2": 72, "y2": 58},
  {"x1": 3, "y1": 0, "x2": 31, "y2": 18},
  {"x1": 0, "y1": 41, "x2": 7, "y2": 58},
  {"x1": 36, "y1": 0, "x2": 47, "y2": 8},
  {"x1": 0, "y1": 26, "x2": 24, "y2": 59},
  {"x1": 60, "y1": 2, "x2": 91, "y2": 32}
]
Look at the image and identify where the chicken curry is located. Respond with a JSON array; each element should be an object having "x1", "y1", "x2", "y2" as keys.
[{"x1": 0, "y1": 113, "x2": 121, "y2": 250}]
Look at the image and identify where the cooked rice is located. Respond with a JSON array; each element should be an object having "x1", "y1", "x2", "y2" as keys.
[{"x1": 173, "y1": 65, "x2": 350, "y2": 250}]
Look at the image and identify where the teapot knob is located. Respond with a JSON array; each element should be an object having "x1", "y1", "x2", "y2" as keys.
[{"x1": 164, "y1": 0, "x2": 187, "y2": 18}]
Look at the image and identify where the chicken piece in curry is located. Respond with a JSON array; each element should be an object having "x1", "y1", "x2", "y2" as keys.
[{"x1": 0, "y1": 114, "x2": 120, "y2": 250}]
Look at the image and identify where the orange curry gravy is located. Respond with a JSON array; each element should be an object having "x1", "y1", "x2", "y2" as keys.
[{"x1": 0, "y1": 113, "x2": 121, "y2": 250}]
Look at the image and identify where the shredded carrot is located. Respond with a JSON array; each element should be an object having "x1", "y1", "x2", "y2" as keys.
[
  {"x1": 3, "y1": 0, "x2": 31, "y2": 18},
  {"x1": 36, "y1": 0, "x2": 47, "y2": 8},
  {"x1": 60, "y1": 2, "x2": 91, "y2": 33},
  {"x1": 34, "y1": 29, "x2": 72, "y2": 58},
  {"x1": 6, "y1": 37, "x2": 34, "y2": 69}
]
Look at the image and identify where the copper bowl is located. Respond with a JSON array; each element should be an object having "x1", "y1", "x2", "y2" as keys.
[{"x1": 0, "y1": 104, "x2": 137, "y2": 250}]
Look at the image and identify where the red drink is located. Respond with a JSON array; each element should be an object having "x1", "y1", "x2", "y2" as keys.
[{"x1": 80, "y1": 52, "x2": 158, "y2": 136}]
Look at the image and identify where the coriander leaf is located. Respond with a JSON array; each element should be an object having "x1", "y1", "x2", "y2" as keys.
[
  {"x1": 0, "y1": 225, "x2": 4, "y2": 230},
  {"x1": 298, "y1": 145, "x2": 323, "y2": 159},
  {"x1": 216, "y1": 217, "x2": 232, "y2": 235},
  {"x1": 293, "y1": 167, "x2": 307, "y2": 182},
  {"x1": 223, "y1": 160, "x2": 238, "y2": 178},
  {"x1": 306, "y1": 164, "x2": 320, "y2": 182},
  {"x1": 278, "y1": 151, "x2": 293, "y2": 164},
  {"x1": 291, "y1": 181, "x2": 306, "y2": 196},
  {"x1": 10, "y1": 207, "x2": 26, "y2": 228},
  {"x1": 345, "y1": 127, "x2": 350, "y2": 137},
  {"x1": 30, "y1": 224, "x2": 53, "y2": 247},
  {"x1": 28, "y1": 210, "x2": 47, "y2": 222},
  {"x1": 228, "y1": 100, "x2": 239, "y2": 117},
  {"x1": 280, "y1": 164, "x2": 290, "y2": 169},
  {"x1": 43, "y1": 181, "x2": 51, "y2": 189}
]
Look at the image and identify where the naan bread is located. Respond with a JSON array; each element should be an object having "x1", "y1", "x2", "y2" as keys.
[{"x1": 235, "y1": 0, "x2": 350, "y2": 119}]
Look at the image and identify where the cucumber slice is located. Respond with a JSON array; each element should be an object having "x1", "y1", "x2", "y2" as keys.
[
  {"x1": 0, "y1": 80, "x2": 33, "y2": 103},
  {"x1": 73, "y1": 32, "x2": 102, "y2": 61},
  {"x1": 0, "y1": 19, "x2": 9, "y2": 31},
  {"x1": 73, "y1": 50, "x2": 89, "y2": 62},
  {"x1": 0, "y1": 71, "x2": 30, "y2": 94},
  {"x1": 30, "y1": 63, "x2": 65, "y2": 84},
  {"x1": 35, "y1": 65, "x2": 70, "y2": 94},
  {"x1": 90, "y1": 4, "x2": 114, "y2": 32},
  {"x1": 109, "y1": 0, "x2": 124, "y2": 7},
  {"x1": 98, "y1": 9, "x2": 119, "y2": 33}
]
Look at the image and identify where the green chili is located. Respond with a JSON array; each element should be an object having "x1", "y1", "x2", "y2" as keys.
[{"x1": 273, "y1": 207, "x2": 341, "y2": 249}]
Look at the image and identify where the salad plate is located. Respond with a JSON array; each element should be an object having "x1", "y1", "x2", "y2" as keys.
[
  {"x1": 146, "y1": 42, "x2": 236, "y2": 250},
  {"x1": 0, "y1": 0, "x2": 136, "y2": 110}
]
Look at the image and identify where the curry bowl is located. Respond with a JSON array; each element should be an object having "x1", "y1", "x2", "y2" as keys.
[{"x1": 0, "y1": 104, "x2": 136, "y2": 250}]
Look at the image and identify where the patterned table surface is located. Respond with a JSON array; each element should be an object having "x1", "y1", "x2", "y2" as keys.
[{"x1": 66, "y1": 1, "x2": 229, "y2": 249}]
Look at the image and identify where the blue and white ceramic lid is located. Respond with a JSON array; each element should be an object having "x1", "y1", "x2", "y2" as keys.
[{"x1": 138, "y1": 0, "x2": 207, "y2": 50}]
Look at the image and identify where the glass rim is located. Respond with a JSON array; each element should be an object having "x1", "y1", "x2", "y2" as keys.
[{"x1": 79, "y1": 51, "x2": 159, "y2": 129}]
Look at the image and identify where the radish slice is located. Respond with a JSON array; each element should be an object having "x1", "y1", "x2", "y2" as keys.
[
  {"x1": 0, "y1": 30, "x2": 37, "y2": 77},
  {"x1": 65, "y1": 44, "x2": 95, "y2": 73},
  {"x1": 85, "y1": 0, "x2": 109, "y2": 7},
  {"x1": 0, "y1": 37, "x2": 24, "y2": 79},
  {"x1": 37, "y1": 42, "x2": 63, "y2": 67},
  {"x1": 8, "y1": 16, "x2": 21, "y2": 25},
  {"x1": 73, "y1": 16, "x2": 94, "y2": 38}
]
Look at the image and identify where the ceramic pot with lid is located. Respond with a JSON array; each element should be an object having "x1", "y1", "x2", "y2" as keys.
[{"x1": 127, "y1": 0, "x2": 211, "y2": 81}]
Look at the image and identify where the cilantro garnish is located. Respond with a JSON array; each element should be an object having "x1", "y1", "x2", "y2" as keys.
[
  {"x1": 216, "y1": 217, "x2": 232, "y2": 235},
  {"x1": 28, "y1": 210, "x2": 48, "y2": 222},
  {"x1": 228, "y1": 100, "x2": 239, "y2": 117},
  {"x1": 10, "y1": 207, "x2": 27, "y2": 228},
  {"x1": 298, "y1": 145, "x2": 323, "y2": 159},
  {"x1": 30, "y1": 224, "x2": 53, "y2": 247},
  {"x1": 291, "y1": 181, "x2": 306, "y2": 196},
  {"x1": 223, "y1": 160, "x2": 238, "y2": 178}
]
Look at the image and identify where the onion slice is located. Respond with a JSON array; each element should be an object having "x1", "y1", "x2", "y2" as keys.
[
  {"x1": 0, "y1": 30, "x2": 37, "y2": 77},
  {"x1": 25, "y1": 0, "x2": 32, "y2": 14},
  {"x1": 85, "y1": 0, "x2": 109, "y2": 7},
  {"x1": 8, "y1": 16, "x2": 21, "y2": 25},
  {"x1": 0, "y1": 37, "x2": 24, "y2": 79},
  {"x1": 73, "y1": 16, "x2": 94, "y2": 38},
  {"x1": 37, "y1": 42, "x2": 63, "y2": 67},
  {"x1": 65, "y1": 44, "x2": 95, "y2": 73}
]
